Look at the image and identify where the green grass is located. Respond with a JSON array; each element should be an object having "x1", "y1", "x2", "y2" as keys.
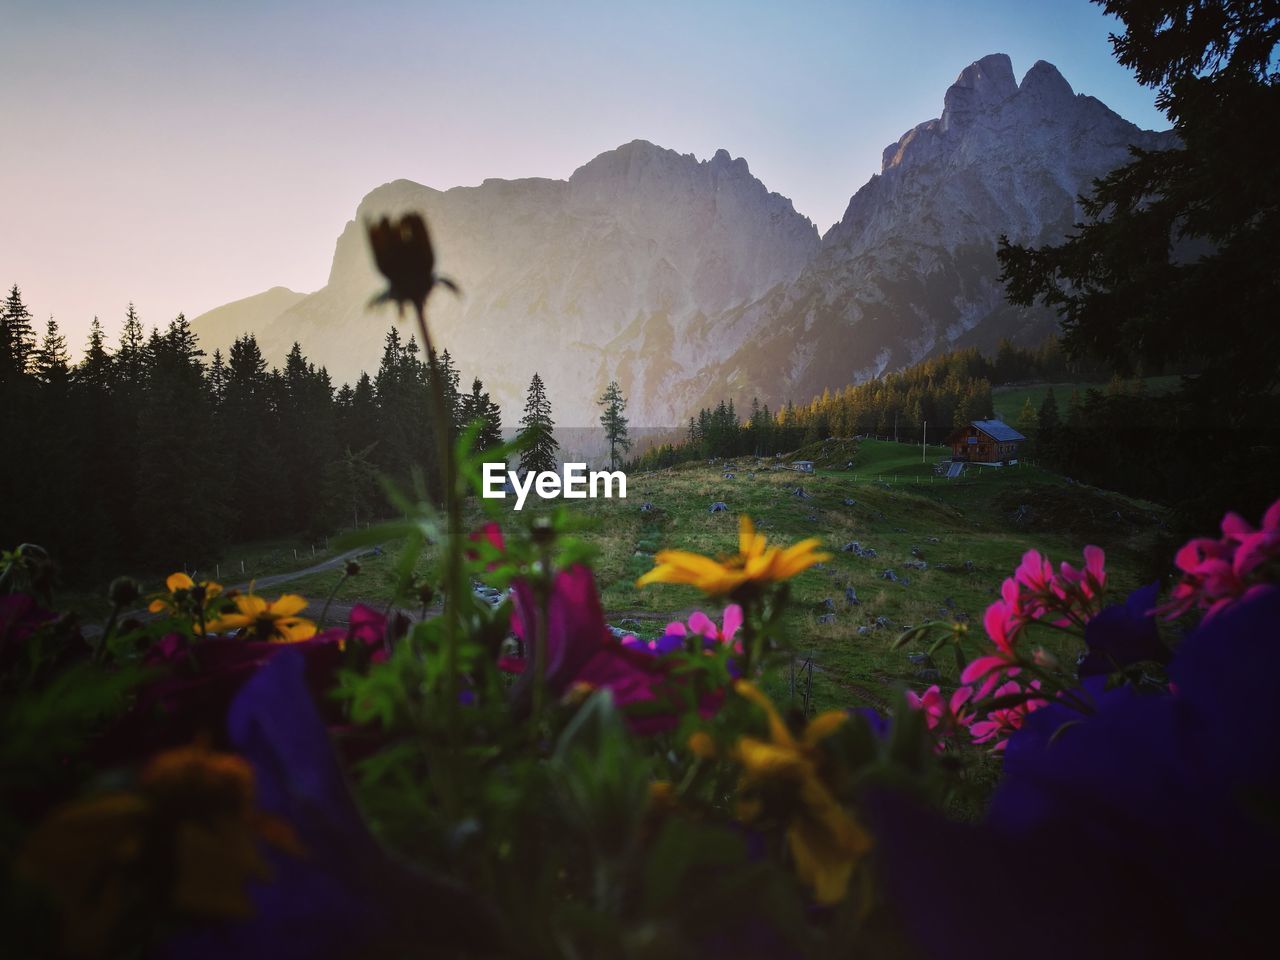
[
  {"x1": 59, "y1": 439, "x2": 1165, "y2": 715},
  {"x1": 276, "y1": 439, "x2": 1165, "y2": 714},
  {"x1": 992, "y1": 375, "x2": 1181, "y2": 421}
]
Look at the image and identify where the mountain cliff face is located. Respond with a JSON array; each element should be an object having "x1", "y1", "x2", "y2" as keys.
[
  {"x1": 192, "y1": 54, "x2": 1171, "y2": 426},
  {"x1": 675, "y1": 54, "x2": 1173, "y2": 414},
  {"x1": 200, "y1": 141, "x2": 820, "y2": 425}
]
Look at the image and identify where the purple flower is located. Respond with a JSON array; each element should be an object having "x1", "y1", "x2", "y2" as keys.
[
  {"x1": 161, "y1": 649, "x2": 494, "y2": 959},
  {"x1": 1077, "y1": 581, "x2": 1169, "y2": 678},
  {"x1": 872, "y1": 586, "x2": 1280, "y2": 957}
]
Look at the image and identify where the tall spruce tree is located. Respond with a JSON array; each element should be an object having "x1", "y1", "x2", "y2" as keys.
[
  {"x1": 460, "y1": 377, "x2": 503, "y2": 452},
  {"x1": 597, "y1": 380, "x2": 631, "y2": 470},
  {"x1": 518, "y1": 372, "x2": 558, "y2": 475},
  {"x1": 1, "y1": 285, "x2": 36, "y2": 382}
]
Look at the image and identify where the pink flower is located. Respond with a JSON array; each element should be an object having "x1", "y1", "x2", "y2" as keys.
[
  {"x1": 1157, "y1": 498, "x2": 1280, "y2": 621},
  {"x1": 1014, "y1": 550, "x2": 1056, "y2": 598},
  {"x1": 664, "y1": 604, "x2": 743, "y2": 650},
  {"x1": 347, "y1": 603, "x2": 391, "y2": 662},
  {"x1": 506, "y1": 565, "x2": 723, "y2": 733},
  {"x1": 466, "y1": 522, "x2": 506, "y2": 569},
  {"x1": 969, "y1": 679, "x2": 1047, "y2": 752},
  {"x1": 960, "y1": 590, "x2": 1024, "y2": 691},
  {"x1": 1059, "y1": 545, "x2": 1107, "y2": 602},
  {"x1": 905, "y1": 684, "x2": 974, "y2": 748}
]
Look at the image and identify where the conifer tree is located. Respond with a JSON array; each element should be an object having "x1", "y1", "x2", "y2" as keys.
[
  {"x1": 32, "y1": 317, "x2": 70, "y2": 385},
  {"x1": 0, "y1": 284, "x2": 36, "y2": 382},
  {"x1": 597, "y1": 380, "x2": 631, "y2": 470},
  {"x1": 460, "y1": 377, "x2": 503, "y2": 452},
  {"x1": 518, "y1": 372, "x2": 558, "y2": 475}
]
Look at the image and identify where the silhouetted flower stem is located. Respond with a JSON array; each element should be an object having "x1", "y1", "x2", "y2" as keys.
[
  {"x1": 413, "y1": 301, "x2": 464, "y2": 754},
  {"x1": 318, "y1": 571, "x2": 349, "y2": 629}
]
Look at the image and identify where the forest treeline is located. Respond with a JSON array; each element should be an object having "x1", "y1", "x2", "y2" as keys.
[
  {"x1": 0, "y1": 287, "x2": 502, "y2": 580},
  {"x1": 629, "y1": 337, "x2": 1110, "y2": 469}
]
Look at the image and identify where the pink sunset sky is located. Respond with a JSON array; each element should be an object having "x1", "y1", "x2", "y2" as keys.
[{"x1": 2, "y1": 0, "x2": 1165, "y2": 353}]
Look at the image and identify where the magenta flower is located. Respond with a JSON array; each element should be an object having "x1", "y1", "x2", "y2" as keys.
[
  {"x1": 346, "y1": 603, "x2": 390, "y2": 663},
  {"x1": 1058, "y1": 544, "x2": 1107, "y2": 602},
  {"x1": 905, "y1": 684, "x2": 974, "y2": 748},
  {"x1": 1159, "y1": 499, "x2": 1280, "y2": 620},
  {"x1": 969, "y1": 679, "x2": 1046, "y2": 752},
  {"x1": 507, "y1": 565, "x2": 722, "y2": 733},
  {"x1": 964, "y1": 545, "x2": 1110, "y2": 692},
  {"x1": 960, "y1": 580, "x2": 1024, "y2": 692},
  {"x1": 629, "y1": 604, "x2": 745, "y2": 655}
]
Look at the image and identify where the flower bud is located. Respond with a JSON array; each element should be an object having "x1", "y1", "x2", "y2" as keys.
[{"x1": 108, "y1": 576, "x2": 142, "y2": 607}]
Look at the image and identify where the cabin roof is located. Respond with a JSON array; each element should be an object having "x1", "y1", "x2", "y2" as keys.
[{"x1": 968, "y1": 419, "x2": 1025, "y2": 442}]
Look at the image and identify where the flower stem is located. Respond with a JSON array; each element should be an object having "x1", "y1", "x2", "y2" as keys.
[
  {"x1": 414, "y1": 302, "x2": 465, "y2": 780},
  {"x1": 319, "y1": 571, "x2": 348, "y2": 629}
]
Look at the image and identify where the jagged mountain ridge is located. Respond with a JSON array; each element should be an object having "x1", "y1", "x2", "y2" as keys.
[
  {"x1": 197, "y1": 142, "x2": 820, "y2": 426},
  {"x1": 673, "y1": 54, "x2": 1173, "y2": 416},
  {"x1": 192, "y1": 54, "x2": 1171, "y2": 426}
]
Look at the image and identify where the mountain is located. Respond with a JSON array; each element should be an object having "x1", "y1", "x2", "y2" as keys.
[
  {"x1": 192, "y1": 54, "x2": 1171, "y2": 426},
  {"x1": 194, "y1": 142, "x2": 820, "y2": 425},
  {"x1": 189, "y1": 286, "x2": 306, "y2": 353},
  {"x1": 675, "y1": 54, "x2": 1174, "y2": 414}
]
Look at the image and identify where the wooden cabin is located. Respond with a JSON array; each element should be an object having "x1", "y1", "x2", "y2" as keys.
[{"x1": 946, "y1": 418, "x2": 1025, "y2": 465}]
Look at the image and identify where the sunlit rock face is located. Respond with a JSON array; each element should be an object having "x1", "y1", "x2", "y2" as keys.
[
  {"x1": 679, "y1": 54, "x2": 1174, "y2": 416},
  {"x1": 196, "y1": 140, "x2": 819, "y2": 426},
  {"x1": 193, "y1": 55, "x2": 1170, "y2": 426}
]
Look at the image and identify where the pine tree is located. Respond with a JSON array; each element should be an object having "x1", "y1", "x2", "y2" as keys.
[
  {"x1": 79, "y1": 318, "x2": 113, "y2": 389},
  {"x1": 434, "y1": 348, "x2": 462, "y2": 435},
  {"x1": 1, "y1": 284, "x2": 36, "y2": 381},
  {"x1": 460, "y1": 377, "x2": 503, "y2": 452},
  {"x1": 32, "y1": 317, "x2": 70, "y2": 385},
  {"x1": 518, "y1": 372, "x2": 558, "y2": 475},
  {"x1": 597, "y1": 380, "x2": 631, "y2": 470},
  {"x1": 116, "y1": 303, "x2": 146, "y2": 386}
]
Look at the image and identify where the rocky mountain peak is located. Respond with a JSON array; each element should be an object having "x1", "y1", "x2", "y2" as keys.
[
  {"x1": 941, "y1": 53, "x2": 1018, "y2": 132},
  {"x1": 192, "y1": 55, "x2": 1170, "y2": 430},
  {"x1": 1017, "y1": 59, "x2": 1075, "y2": 108}
]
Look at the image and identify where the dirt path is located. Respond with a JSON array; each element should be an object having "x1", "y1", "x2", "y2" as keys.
[{"x1": 222, "y1": 547, "x2": 370, "y2": 594}]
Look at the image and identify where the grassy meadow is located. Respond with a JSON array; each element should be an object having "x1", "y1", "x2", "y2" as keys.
[{"x1": 283, "y1": 437, "x2": 1166, "y2": 712}]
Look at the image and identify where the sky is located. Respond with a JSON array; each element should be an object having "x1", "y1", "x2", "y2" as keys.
[{"x1": 1, "y1": 0, "x2": 1167, "y2": 352}]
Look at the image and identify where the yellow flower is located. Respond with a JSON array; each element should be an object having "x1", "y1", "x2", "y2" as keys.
[
  {"x1": 637, "y1": 516, "x2": 832, "y2": 598},
  {"x1": 205, "y1": 593, "x2": 316, "y2": 643},
  {"x1": 148, "y1": 571, "x2": 223, "y2": 616},
  {"x1": 648, "y1": 780, "x2": 677, "y2": 812},
  {"x1": 688, "y1": 730, "x2": 717, "y2": 759},
  {"x1": 19, "y1": 744, "x2": 300, "y2": 958},
  {"x1": 732, "y1": 681, "x2": 872, "y2": 904}
]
